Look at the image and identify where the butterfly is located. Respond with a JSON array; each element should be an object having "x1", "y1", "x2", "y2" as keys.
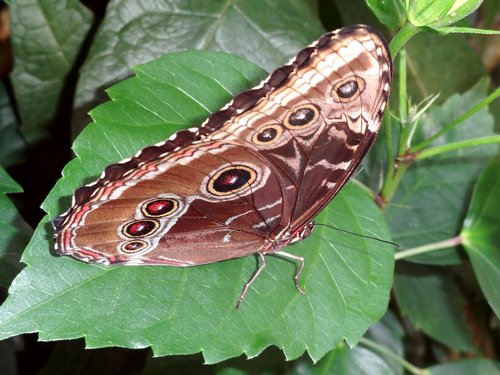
[{"x1": 53, "y1": 24, "x2": 392, "y2": 307}]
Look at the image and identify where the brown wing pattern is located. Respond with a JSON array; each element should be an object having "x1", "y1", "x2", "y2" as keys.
[
  {"x1": 204, "y1": 25, "x2": 391, "y2": 243},
  {"x1": 54, "y1": 25, "x2": 391, "y2": 266}
]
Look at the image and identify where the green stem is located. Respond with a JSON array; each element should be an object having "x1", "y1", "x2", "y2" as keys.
[
  {"x1": 359, "y1": 338, "x2": 424, "y2": 375},
  {"x1": 389, "y1": 21, "x2": 420, "y2": 59},
  {"x1": 395, "y1": 236, "x2": 462, "y2": 260},
  {"x1": 398, "y1": 49, "x2": 408, "y2": 155},
  {"x1": 381, "y1": 87, "x2": 500, "y2": 203},
  {"x1": 379, "y1": 50, "x2": 409, "y2": 205},
  {"x1": 378, "y1": 23, "x2": 419, "y2": 205},
  {"x1": 410, "y1": 87, "x2": 500, "y2": 153},
  {"x1": 415, "y1": 135, "x2": 500, "y2": 160},
  {"x1": 381, "y1": 161, "x2": 410, "y2": 204},
  {"x1": 384, "y1": 113, "x2": 395, "y2": 184}
]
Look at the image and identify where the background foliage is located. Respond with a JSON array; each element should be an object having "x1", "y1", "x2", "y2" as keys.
[{"x1": 0, "y1": 0, "x2": 499, "y2": 374}]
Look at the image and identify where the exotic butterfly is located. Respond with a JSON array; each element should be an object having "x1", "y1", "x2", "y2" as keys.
[{"x1": 53, "y1": 25, "x2": 392, "y2": 307}]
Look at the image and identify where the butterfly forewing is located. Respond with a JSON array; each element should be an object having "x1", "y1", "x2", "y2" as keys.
[
  {"x1": 202, "y1": 25, "x2": 391, "y2": 239},
  {"x1": 287, "y1": 26, "x2": 391, "y2": 230},
  {"x1": 54, "y1": 25, "x2": 391, "y2": 272}
]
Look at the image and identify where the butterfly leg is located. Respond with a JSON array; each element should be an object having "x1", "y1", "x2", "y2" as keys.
[
  {"x1": 236, "y1": 253, "x2": 267, "y2": 309},
  {"x1": 274, "y1": 251, "x2": 305, "y2": 296}
]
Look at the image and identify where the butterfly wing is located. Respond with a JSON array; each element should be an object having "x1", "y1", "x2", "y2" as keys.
[
  {"x1": 286, "y1": 25, "x2": 392, "y2": 231},
  {"x1": 204, "y1": 25, "x2": 392, "y2": 237},
  {"x1": 55, "y1": 140, "x2": 285, "y2": 265},
  {"x1": 54, "y1": 25, "x2": 391, "y2": 265}
]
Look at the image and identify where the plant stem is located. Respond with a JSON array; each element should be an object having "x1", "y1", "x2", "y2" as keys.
[
  {"x1": 384, "y1": 112, "x2": 395, "y2": 186},
  {"x1": 379, "y1": 49, "x2": 409, "y2": 206},
  {"x1": 395, "y1": 236, "x2": 462, "y2": 260},
  {"x1": 389, "y1": 22, "x2": 420, "y2": 59},
  {"x1": 415, "y1": 136, "x2": 500, "y2": 160},
  {"x1": 398, "y1": 49, "x2": 408, "y2": 155},
  {"x1": 380, "y1": 84, "x2": 500, "y2": 204},
  {"x1": 410, "y1": 87, "x2": 500, "y2": 153},
  {"x1": 380, "y1": 160, "x2": 410, "y2": 204},
  {"x1": 359, "y1": 338, "x2": 424, "y2": 375}
]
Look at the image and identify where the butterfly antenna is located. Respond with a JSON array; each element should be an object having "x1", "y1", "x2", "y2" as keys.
[{"x1": 314, "y1": 223, "x2": 399, "y2": 248}]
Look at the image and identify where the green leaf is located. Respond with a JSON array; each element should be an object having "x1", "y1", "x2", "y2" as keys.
[
  {"x1": 334, "y1": 0, "x2": 382, "y2": 27},
  {"x1": 0, "y1": 83, "x2": 25, "y2": 166},
  {"x1": 287, "y1": 344, "x2": 395, "y2": 375},
  {"x1": 462, "y1": 157, "x2": 500, "y2": 319},
  {"x1": 217, "y1": 368, "x2": 247, "y2": 375},
  {"x1": 0, "y1": 52, "x2": 394, "y2": 364},
  {"x1": 364, "y1": 311, "x2": 404, "y2": 375},
  {"x1": 387, "y1": 78, "x2": 497, "y2": 265},
  {"x1": 429, "y1": 25, "x2": 500, "y2": 35},
  {"x1": 428, "y1": 358, "x2": 500, "y2": 375},
  {"x1": 393, "y1": 264, "x2": 476, "y2": 352},
  {"x1": 365, "y1": 0, "x2": 407, "y2": 29},
  {"x1": 0, "y1": 166, "x2": 32, "y2": 288},
  {"x1": 407, "y1": 0, "x2": 484, "y2": 28},
  {"x1": 400, "y1": 32, "x2": 486, "y2": 104},
  {"x1": 9, "y1": 0, "x2": 93, "y2": 143},
  {"x1": 73, "y1": 0, "x2": 324, "y2": 125}
]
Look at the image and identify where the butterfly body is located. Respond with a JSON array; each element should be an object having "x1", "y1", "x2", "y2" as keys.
[{"x1": 54, "y1": 25, "x2": 392, "y2": 304}]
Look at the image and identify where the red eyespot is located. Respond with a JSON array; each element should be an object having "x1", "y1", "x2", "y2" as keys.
[
  {"x1": 213, "y1": 168, "x2": 251, "y2": 193},
  {"x1": 207, "y1": 165, "x2": 258, "y2": 196},
  {"x1": 143, "y1": 199, "x2": 177, "y2": 217},
  {"x1": 121, "y1": 240, "x2": 148, "y2": 253},
  {"x1": 123, "y1": 220, "x2": 159, "y2": 238}
]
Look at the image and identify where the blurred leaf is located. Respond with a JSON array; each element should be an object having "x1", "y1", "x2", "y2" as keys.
[
  {"x1": 401, "y1": 32, "x2": 486, "y2": 105},
  {"x1": 365, "y1": 311, "x2": 404, "y2": 375},
  {"x1": 428, "y1": 358, "x2": 500, "y2": 375},
  {"x1": 462, "y1": 157, "x2": 500, "y2": 319},
  {"x1": 407, "y1": 0, "x2": 484, "y2": 28},
  {"x1": 213, "y1": 346, "x2": 287, "y2": 375},
  {"x1": 0, "y1": 166, "x2": 32, "y2": 288},
  {"x1": 0, "y1": 52, "x2": 394, "y2": 364},
  {"x1": 387, "y1": 78, "x2": 497, "y2": 265},
  {"x1": 73, "y1": 0, "x2": 324, "y2": 130},
  {"x1": 430, "y1": 25, "x2": 500, "y2": 35},
  {"x1": 217, "y1": 369, "x2": 247, "y2": 375},
  {"x1": 365, "y1": 0, "x2": 406, "y2": 29},
  {"x1": 0, "y1": 83, "x2": 25, "y2": 166},
  {"x1": 287, "y1": 344, "x2": 395, "y2": 375},
  {"x1": 9, "y1": 0, "x2": 92, "y2": 143},
  {"x1": 334, "y1": 0, "x2": 382, "y2": 27},
  {"x1": 393, "y1": 264, "x2": 476, "y2": 352}
]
